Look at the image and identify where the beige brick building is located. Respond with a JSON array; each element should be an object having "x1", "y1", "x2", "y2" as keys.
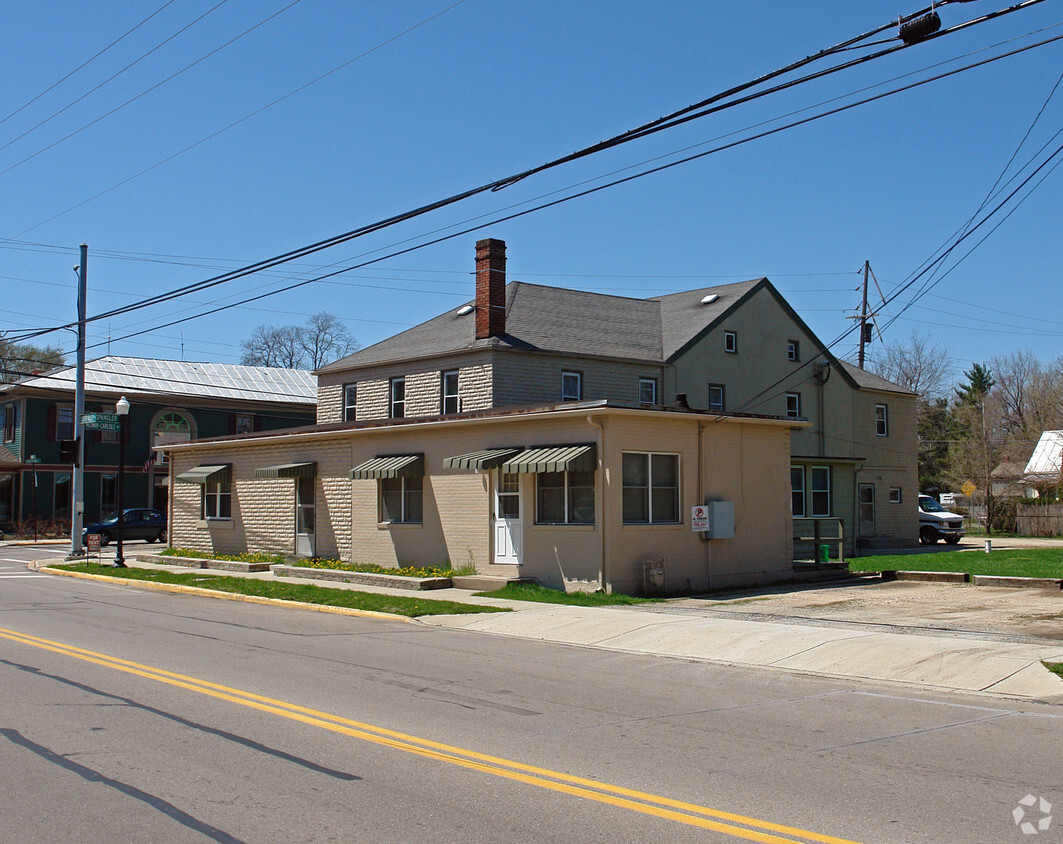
[{"x1": 163, "y1": 237, "x2": 917, "y2": 592}]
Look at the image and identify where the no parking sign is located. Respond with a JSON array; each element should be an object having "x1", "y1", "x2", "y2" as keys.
[{"x1": 691, "y1": 505, "x2": 709, "y2": 531}]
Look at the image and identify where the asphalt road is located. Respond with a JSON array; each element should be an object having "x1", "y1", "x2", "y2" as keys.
[{"x1": 1, "y1": 546, "x2": 1060, "y2": 843}]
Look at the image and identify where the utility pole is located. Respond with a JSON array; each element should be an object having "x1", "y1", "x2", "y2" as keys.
[
  {"x1": 858, "y1": 260, "x2": 870, "y2": 370},
  {"x1": 70, "y1": 244, "x2": 87, "y2": 556}
]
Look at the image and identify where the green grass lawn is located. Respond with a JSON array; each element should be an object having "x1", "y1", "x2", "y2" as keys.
[
  {"x1": 850, "y1": 548, "x2": 1063, "y2": 579},
  {"x1": 52, "y1": 564, "x2": 508, "y2": 617},
  {"x1": 1046, "y1": 662, "x2": 1063, "y2": 679},
  {"x1": 479, "y1": 582, "x2": 661, "y2": 606}
]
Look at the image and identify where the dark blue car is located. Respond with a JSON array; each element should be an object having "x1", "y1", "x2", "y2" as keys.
[{"x1": 83, "y1": 508, "x2": 167, "y2": 546}]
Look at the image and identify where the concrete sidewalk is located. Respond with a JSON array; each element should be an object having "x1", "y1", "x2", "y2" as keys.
[{"x1": 33, "y1": 555, "x2": 1063, "y2": 704}]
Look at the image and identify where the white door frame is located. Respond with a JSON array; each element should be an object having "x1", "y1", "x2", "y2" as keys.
[{"x1": 493, "y1": 470, "x2": 522, "y2": 565}]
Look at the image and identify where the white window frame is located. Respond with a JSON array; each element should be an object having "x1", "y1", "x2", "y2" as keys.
[
  {"x1": 724, "y1": 331, "x2": 737, "y2": 354},
  {"x1": 343, "y1": 383, "x2": 357, "y2": 422},
  {"x1": 379, "y1": 475, "x2": 422, "y2": 524},
  {"x1": 561, "y1": 371, "x2": 582, "y2": 402},
  {"x1": 390, "y1": 377, "x2": 405, "y2": 418},
  {"x1": 442, "y1": 370, "x2": 460, "y2": 414},
  {"x1": 785, "y1": 392, "x2": 801, "y2": 419},
  {"x1": 791, "y1": 466, "x2": 806, "y2": 517},
  {"x1": 202, "y1": 480, "x2": 232, "y2": 520},
  {"x1": 535, "y1": 469, "x2": 595, "y2": 525},
  {"x1": 889, "y1": 487, "x2": 902, "y2": 504},
  {"x1": 787, "y1": 339, "x2": 800, "y2": 361},
  {"x1": 810, "y1": 466, "x2": 831, "y2": 517},
  {"x1": 876, "y1": 403, "x2": 889, "y2": 437},
  {"x1": 638, "y1": 377, "x2": 657, "y2": 406},
  {"x1": 622, "y1": 452, "x2": 680, "y2": 525},
  {"x1": 708, "y1": 384, "x2": 725, "y2": 412}
]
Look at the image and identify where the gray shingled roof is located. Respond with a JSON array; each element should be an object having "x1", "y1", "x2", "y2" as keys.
[
  {"x1": 320, "y1": 278, "x2": 764, "y2": 371},
  {"x1": 837, "y1": 362, "x2": 917, "y2": 396},
  {"x1": 7, "y1": 356, "x2": 316, "y2": 404}
]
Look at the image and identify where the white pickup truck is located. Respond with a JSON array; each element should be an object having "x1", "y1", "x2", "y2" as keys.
[{"x1": 918, "y1": 494, "x2": 965, "y2": 545}]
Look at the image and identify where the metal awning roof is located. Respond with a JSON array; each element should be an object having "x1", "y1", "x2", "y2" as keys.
[
  {"x1": 501, "y1": 444, "x2": 596, "y2": 474},
  {"x1": 350, "y1": 453, "x2": 424, "y2": 480},
  {"x1": 443, "y1": 447, "x2": 521, "y2": 471},
  {"x1": 175, "y1": 464, "x2": 231, "y2": 485},
  {"x1": 254, "y1": 462, "x2": 316, "y2": 479}
]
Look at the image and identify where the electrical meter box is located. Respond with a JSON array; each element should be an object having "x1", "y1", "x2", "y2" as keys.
[{"x1": 706, "y1": 501, "x2": 734, "y2": 539}]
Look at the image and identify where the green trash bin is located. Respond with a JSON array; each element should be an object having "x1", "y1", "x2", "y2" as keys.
[{"x1": 818, "y1": 544, "x2": 830, "y2": 563}]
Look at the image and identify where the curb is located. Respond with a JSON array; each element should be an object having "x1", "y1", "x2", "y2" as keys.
[{"x1": 37, "y1": 567, "x2": 414, "y2": 623}]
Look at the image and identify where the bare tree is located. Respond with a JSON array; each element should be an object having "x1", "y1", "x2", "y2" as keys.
[
  {"x1": 867, "y1": 331, "x2": 952, "y2": 404},
  {"x1": 240, "y1": 313, "x2": 358, "y2": 369},
  {"x1": 298, "y1": 312, "x2": 358, "y2": 369}
]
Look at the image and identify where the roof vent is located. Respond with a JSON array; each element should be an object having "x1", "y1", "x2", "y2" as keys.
[
  {"x1": 700, "y1": 294, "x2": 719, "y2": 305},
  {"x1": 456, "y1": 304, "x2": 474, "y2": 316}
]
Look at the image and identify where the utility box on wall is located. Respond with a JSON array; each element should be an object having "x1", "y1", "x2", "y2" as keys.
[{"x1": 706, "y1": 501, "x2": 734, "y2": 539}]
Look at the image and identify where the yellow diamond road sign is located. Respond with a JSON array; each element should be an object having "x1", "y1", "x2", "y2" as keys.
[{"x1": 961, "y1": 481, "x2": 977, "y2": 497}]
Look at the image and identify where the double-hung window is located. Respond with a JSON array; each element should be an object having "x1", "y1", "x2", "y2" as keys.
[
  {"x1": 203, "y1": 481, "x2": 231, "y2": 519},
  {"x1": 708, "y1": 384, "x2": 725, "y2": 412},
  {"x1": 638, "y1": 378, "x2": 657, "y2": 405},
  {"x1": 343, "y1": 384, "x2": 357, "y2": 422},
  {"x1": 785, "y1": 393, "x2": 801, "y2": 419},
  {"x1": 810, "y1": 466, "x2": 831, "y2": 517},
  {"x1": 390, "y1": 377, "x2": 405, "y2": 418},
  {"x1": 442, "y1": 370, "x2": 460, "y2": 414},
  {"x1": 536, "y1": 470, "x2": 594, "y2": 524},
  {"x1": 790, "y1": 466, "x2": 806, "y2": 517},
  {"x1": 876, "y1": 403, "x2": 889, "y2": 437},
  {"x1": 622, "y1": 453, "x2": 679, "y2": 524},
  {"x1": 56, "y1": 405, "x2": 74, "y2": 441},
  {"x1": 380, "y1": 475, "x2": 422, "y2": 523},
  {"x1": 787, "y1": 340, "x2": 800, "y2": 361},
  {"x1": 561, "y1": 371, "x2": 582, "y2": 402},
  {"x1": 2, "y1": 404, "x2": 14, "y2": 442}
]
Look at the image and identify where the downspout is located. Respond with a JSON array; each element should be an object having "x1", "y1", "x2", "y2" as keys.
[
  {"x1": 698, "y1": 420, "x2": 710, "y2": 591},
  {"x1": 587, "y1": 414, "x2": 607, "y2": 592}
]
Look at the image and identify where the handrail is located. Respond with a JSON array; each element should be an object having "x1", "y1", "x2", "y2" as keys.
[{"x1": 793, "y1": 517, "x2": 845, "y2": 562}]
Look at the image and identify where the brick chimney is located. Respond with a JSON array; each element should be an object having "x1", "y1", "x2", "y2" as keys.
[{"x1": 475, "y1": 238, "x2": 506, "y2": 339}]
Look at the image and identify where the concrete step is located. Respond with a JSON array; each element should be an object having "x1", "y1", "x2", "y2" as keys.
[{"x1": 451, "y1": 574, "x2": 534, "y2": 592}]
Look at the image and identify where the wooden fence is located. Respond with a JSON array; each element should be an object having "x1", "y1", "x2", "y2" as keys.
[{"x1": 1016, "y1": 503, "x2": 1063, "y2": 536}]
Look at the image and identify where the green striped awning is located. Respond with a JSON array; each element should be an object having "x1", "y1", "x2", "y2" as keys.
[
  {"x1": 350, "y1": 453, "x2": 424, "y2": 480},
  {"x1": 501, "y1": 444, "x2": 596, "y2": 474},
  {"x1": 175, "y1": 464, "x2": 231, "y2": 485},
  {"x1": 443, "y1": 448, "x2": 521, "y2": 470},
  {"x1": 254, "y1": 462, "x2": 316, "y2": 479}
]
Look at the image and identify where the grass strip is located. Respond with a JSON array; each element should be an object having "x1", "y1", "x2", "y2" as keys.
[
  {"x1": 1045, "y1": 662, "x2": 1063, "y2": 679},
  {"x1": 54, "y1": 564, "x2": 508, "y2": 617},
  {"x1": 850, "y1": 548, "x2": 1063, "y2": 579},
  {"x1": 478, "y1": 582, "x2": 661, "y2": 606}
]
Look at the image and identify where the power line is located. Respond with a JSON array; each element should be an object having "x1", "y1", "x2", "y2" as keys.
[
  {"x1": 27, "y1": 28, "x2": 1058, "y2": 356},
  {"x1": 0, "y1": 1, "x2": 304, "y2": 179},
  {"x1": 0, "y1": 0, "x2": 178, "y2": 131},
  {"x1": 16, "y1": 1, "x2": 1024, "y2": 333}
]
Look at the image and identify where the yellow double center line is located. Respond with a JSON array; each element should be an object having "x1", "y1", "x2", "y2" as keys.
[{"x1": 0, "y1": 625, "x2": 861, "y2": 843}]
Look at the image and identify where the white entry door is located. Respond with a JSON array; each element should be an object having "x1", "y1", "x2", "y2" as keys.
[
  {"x1": 494, "y1": 471, "x2": 522, "y2": 564},
  {"x1": 295, "y1": 476, "x2": 316, "y2": 557}
]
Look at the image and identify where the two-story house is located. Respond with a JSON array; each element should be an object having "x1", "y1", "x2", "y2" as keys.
[
  {"x1": 162, "y1": 239, "x2": 916, "y2": 594},
  {"x1": 0, "y1": 357, "x2": 316, "y2": 531}
]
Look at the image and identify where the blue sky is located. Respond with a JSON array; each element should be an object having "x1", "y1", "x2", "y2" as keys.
[{"x1": 2, "y1": 1, "x2": 1061, "y2": 382}]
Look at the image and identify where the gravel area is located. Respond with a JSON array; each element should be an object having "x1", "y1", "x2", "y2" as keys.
[{"x1": 664, "y1": 578, "x2": 1063, "y2": 643}]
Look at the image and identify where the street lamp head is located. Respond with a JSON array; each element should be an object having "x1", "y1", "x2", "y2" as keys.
[{"x1": 116, "y1": 395, "x2": 130, "y2": 416}]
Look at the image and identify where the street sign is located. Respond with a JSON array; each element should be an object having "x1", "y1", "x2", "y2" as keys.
[
  {"x1": 961, "y1": 481, "x2": 977, "y2": 497},
  {"x1": 691, "y1": 505, "x2": 709, "y2": 531},
  {"x1": 82, "y1": 413, "x2": 120, "y2": 431}
]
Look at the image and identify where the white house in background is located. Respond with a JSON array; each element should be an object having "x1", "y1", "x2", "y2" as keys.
[{"x1": 1022, "y1": 431, "x2": 1063, "y2": 495}]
